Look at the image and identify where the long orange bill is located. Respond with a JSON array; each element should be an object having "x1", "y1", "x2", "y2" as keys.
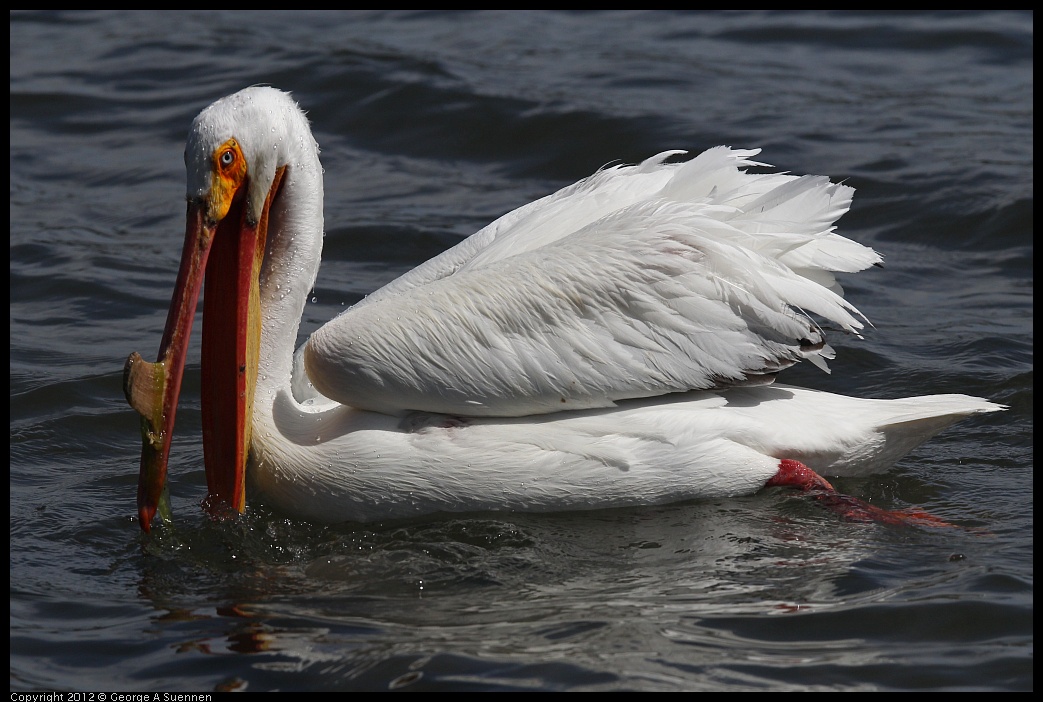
[
  {"x1": 124, "y1": 166, "x2": 283, "y2": 533},
  {"x1": 124, "y1": 202, "x2": 215, "y2": 532},
  {"x1": 199, "y1": 170, "x2": 280, "y2": 519}
]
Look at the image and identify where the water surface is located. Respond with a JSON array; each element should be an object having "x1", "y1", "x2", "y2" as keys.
[{"x1": 10, "y1": 10, "x2": 1032, "y2": 691}]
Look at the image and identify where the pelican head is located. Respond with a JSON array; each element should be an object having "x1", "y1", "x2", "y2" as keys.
[{"x1": 125, "y1": 87, "x2": 314, "y2": 532}]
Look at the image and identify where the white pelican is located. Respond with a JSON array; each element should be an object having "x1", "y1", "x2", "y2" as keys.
[{"x1": 124, "y1": 86, "x2": 1003, "y2": 532}]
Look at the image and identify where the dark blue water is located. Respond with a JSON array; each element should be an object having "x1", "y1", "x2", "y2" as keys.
[{"x1": 10, "y1": 10, "x2": 1032, "y2": 691}]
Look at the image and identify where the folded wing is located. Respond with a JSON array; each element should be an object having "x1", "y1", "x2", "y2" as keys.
[{"x1": 304, "y1": 147, "x2": 881, "y2": 416}]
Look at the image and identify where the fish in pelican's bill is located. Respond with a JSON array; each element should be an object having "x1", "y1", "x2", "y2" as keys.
[{"x1": 124, "y1": 86, "x2": 1004, "y2": 533}]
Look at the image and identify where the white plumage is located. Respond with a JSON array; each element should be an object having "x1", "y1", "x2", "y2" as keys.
[
  {"x1": 252, "y1": 385, "x2": 999, "y2": 523},
  {"x1": 133, "y1": 86, "x2": 1003, "y2": 526},
  {"x1": 304, "y1": 146, "x2": 875, "y2": 417}
]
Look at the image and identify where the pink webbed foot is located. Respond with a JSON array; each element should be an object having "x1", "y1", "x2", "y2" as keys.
[{"x1": 766, "y1": 459, "x2": 954, "y2": 528}]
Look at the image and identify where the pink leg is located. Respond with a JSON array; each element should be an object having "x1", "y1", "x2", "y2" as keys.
[{"x1": 766, "y1": 459, "x2": 954, "y2": 527}]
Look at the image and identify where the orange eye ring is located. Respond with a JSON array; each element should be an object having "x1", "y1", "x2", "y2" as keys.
[{"x1": 208, "y1": 138, "x2": 248, "y2": 222}]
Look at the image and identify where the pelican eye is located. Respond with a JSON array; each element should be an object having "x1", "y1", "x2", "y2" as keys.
[{"x1": 220, "y1": 149, "x2": 236, "y2": 167}]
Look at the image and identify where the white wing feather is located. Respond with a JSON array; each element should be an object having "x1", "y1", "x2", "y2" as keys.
[{"x1": 304, "y1": 147, "x2": 881, "y2": 416}]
